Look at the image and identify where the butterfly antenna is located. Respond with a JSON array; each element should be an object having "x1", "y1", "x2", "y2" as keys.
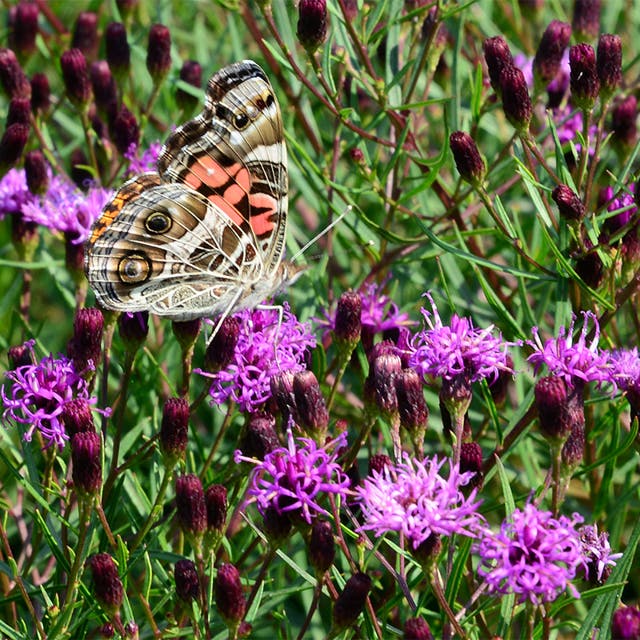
[{"x1": 290, "y1": 205, "x2": 351, "y2": 264}]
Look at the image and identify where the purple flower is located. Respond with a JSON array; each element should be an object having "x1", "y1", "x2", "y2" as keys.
[
  {"x1": 197, "y1": 305, "x2": 315, "y2": 413},
  {"x1": 2, "y1": 341, "x2": 96, "y2": 448},
  {"x1": 553, "y1": 105, "x2": 598, "y2": 154},
  {"x1": 610, "y1": 348, "x2": 640, "y2": 391},
  {"x1": 21, "y1": 176, "x2": 112, "y2": 244},
  {"x1": 408, "y1": 293, "x2": 515, "y2": 384},
  {"x1": 125, "y1": 140, "x2": 162, "y2": 175},
  {"x1": 0, "y1": 167, "x2": 36, "y2": 217},
  {"x1": 578, "y1": 523, "x2": 622, "y2": 583},
  {"x1": 236, "y1": 429, "x2": 350, "y2": 524},
  {"x1": 356, "y1": 455, "x2": 484, "y2": 549},
  {"x1": 527, "y1": 311, "x2": 613, "y2": 389},
  {"x1": 474, "y1": 503, "x2": 585, "y2": 604},
  {"x1": 600, "y1": 185, "x2": 637, "y2": 235}
]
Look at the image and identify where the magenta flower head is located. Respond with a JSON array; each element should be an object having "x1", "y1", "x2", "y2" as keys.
[
  {"x1": 2, "y1": 342, "x2": 98, "y2": 448},
  {"x1": 578, "y1": 523, "x2": 622, "y2": 584},
  {"x1": 236, "y1": 429, "x2": 350, "y2": 524},
  {"x1": 611, "y1": 605, "x2": 640, "y2": 640},
  {"x1": 408, "y1": 292, "x2": 515, "y2": 386},
  {"x1": 197, "y1": 304, "x2": 315, "y2": 413},
  {"x1": 474, "y1": 502, "x2": 585, "y2": 604},
  {"x1": 356, "y1": 454, "x2": 484, "y2": 549},
  {"x1": 527, "y1": 311, "x2": 613, "y2": 389}
]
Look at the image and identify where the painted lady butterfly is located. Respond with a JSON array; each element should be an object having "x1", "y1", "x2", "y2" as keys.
[{"x1": 85, "y1": 60, "x2": 302, "y2": 322}]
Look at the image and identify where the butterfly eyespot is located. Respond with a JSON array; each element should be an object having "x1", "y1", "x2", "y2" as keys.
[
  {"x1": 145, "y1": 211, "x2": 172, "y2": 234},
  {"x1": 265, "y1": 93, "x2": 274, "y2": 107},
  {"x1": 118, "y1": 253, "x2": 152, "y2": 284},
  {"x1": 234, "y1": 112, "x2": 249, "y2": 129}
]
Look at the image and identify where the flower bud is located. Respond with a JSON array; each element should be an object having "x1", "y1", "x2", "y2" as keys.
[
  {"x1": 334, "y1": 290, "x2": 362, "y2": 347},
  {"x1": 160, "y1": 397, "x2": 189, "y2": 462},
  {"x1": 449, "y1": 131, "x2": 486, "y2": 186},
  {"x1": 483, "y1": 36, "x2": 514, "y2": 94},
  {"x1": 535, "y1": 375, "x2": 574, "y2": 442},
  {"x1": 174, "y1": 559, "x2": 200, "y2": 602},
  {"x1": 292, "y1": 370, "x2": 329, "y2": 437},
  {"x1": 297, "y1": 0, "x2": 328, "y2": 53},
  {"x1": 88, "y1": 553, "x2": 124, "y2": 616},
  {"x1": 6, "y1": 97, "x2": 30, "y2": 127},
  {"x1": 62, "y1": 398, "x2": 96, "y2": 436},
  {"x1": 575, "y1": 247, "x2": 605, "y2": 289},
  {"x1": 270, "y1": 370, "x2": 295, "y2": 426},
  {"x1": 60, "y1": 49, "x2": 91, "y2": 108},
  {"x1": 460, "y1": 441, "x2": 483, "y2": 489},
  {"x1": 175, "y1": 474, "x2": 207, "y2": 538},
  {"x1": 368, "y1": 453, "x2": 392, "y2": 474},
  {"x1": 488, "y1": 354, "x2": 513, "y2": 406},
  {"x1": 72, "y1": 12, "x2": 99, "y2": 60},
  {"x1": 71, "y1": 431, "x2": 102, "y2": 495},
  {"x1": 90, "y1": 61, "x2": 117, "y2": 113},
  {"x1": 70, "y1": 148, "x2": 91, "y2": 189},
  {"x1": 204, "y1": 316, "x2": 239, "y2": 372},
  {"x1": 98, "y1": 623, "x2": 115, "y2": 638},
  {"x1": 404, "y1": 616, "x2": 434, "y2": 640},
  {"x1": 239, "y1": 412, "x2": 279, "y2": 460},
  {"x1": 596, "y1": 34, "x2": 622, "y2": 100},
  {"x1": 500, "y1": 66, "x2": 532, "y2": 132},
  {"x1": 215, "y1": 564, "x2": 246, "y2": 629},
  {"x1": 611, "y1": 605, "x2": 640, "y2": 640},
  {"x1": 572, "y1": 0, "x2": 600, "y2": 41},
  {"x1": 533, "y1": 20, "x2": 572, "y2": 87},
  {"x1": 611, "y1": 95, "x2": 637, "y2": 151},
  {"x1": 146, "y1": 24, "x2": 172, "y2": 83},
  {"x1": 308, "y1": 519, "x2": 335, "y2": 575},
  {"x1": 552, "y1": 184, "x2": 585, "y2": 221},
  {"x1": 24, "y1": 149, "x2": 49, "y2": 195},
  {"x1": 0, "y1": 122, "x2": 29, "y2": 170},
  {"x1": 176, "y1": 60, "x2": 202, "y2": 112},
  {"x1": 105, "y1": 23, "x2": 130, "y2": 77},
  {"x1": 0, "y1": 48, "x2": 30, "y2": 99},
  {"x1": 116, "y1": 0, "x2": 138, "y2": 21},
  {"x1": 171, "y1": 318, "x2": 201, "y2": 352},
  {"x1": 570, "y1": 43, "x2": 600, "y2": 110},
  {"x1": 30, "y1": 72, "x2": 50, "y2": 113},
  {"x1": 110, "y1": 104, "x2": 139, "y2": 155},
  {"x1": 561, "y1": 422, "x2": 585, "y2": 469},
  {"x1": 395, "y1": 367, "x2": 429, "y2": 437},
  {"x1": 7, "y1": 340, "x2": 35, "y2": 369},
  {"x1": 411, "y1": 532, "x2": 443, "y2": 567},
  {"x1": 205, "y1": 484, "x2": 227, "y2": 533},
  {"x1": 67, "y1": 307, "x2": 104, "y2": 376},
  {"x1": 117, "y1": 310, "x2": 148, "y2": 351},
  {"x1": 261, "y1": 504, "x2": 292, "y2": 546},
  {"x1": 366, "y1": 352, "x2": 401, "y2": 417},
  {"x1": 9, "y1": 3, "x2": 39, "y2": 57},
  {"x1": 332, "y1": 572, "x2": 372, "y2": 632}
]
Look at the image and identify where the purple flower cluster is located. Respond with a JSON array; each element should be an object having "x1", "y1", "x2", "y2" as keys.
[
  {"x1": 578, "y1": 523, "x2": 622, "y2": 582},
  {"x1": 474, "y1": 503, "x2": 585, "y2": 604},
  {"x1": 125, "y1": 140, "x2": 162, "y2": 175},
  {"x1": 356, "y1": 455, "x2": 484, "y2": 549},
  {"x1": 600, "y1": 184, "x2": 637, "y2": 235},
  {"x1": 21, "y1": 176, "x2": 112, "y2": 244},
  {"x1": 237, "y1": 429, "x2": 350, "y2": 523},
  {"x1": 527, "y1": 311, "x2": 613, "y2": 389},
  {"x1": 408, "y1": 293, "x2": 514, "y2": 384},
  {"x1": 610, "y1": 348, "x2": 640, "y2": 392},
  {"x1": 0, "y1": 168, "x2": 35, "y2": 217},
  {"x1": 2, "y1": 342, "x2": 96, "y2": 448},
  {"x1": 198, "y1": 305, "x2": 316, "y2": 413}
]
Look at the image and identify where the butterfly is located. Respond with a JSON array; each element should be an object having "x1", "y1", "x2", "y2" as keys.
[{"x1": 85, "y1": 60, "x2": 303, "y2": 322}]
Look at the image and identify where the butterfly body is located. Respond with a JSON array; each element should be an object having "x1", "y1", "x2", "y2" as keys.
[{"x1": 85, "y1": 60, "x2": 297, "y2": 321}]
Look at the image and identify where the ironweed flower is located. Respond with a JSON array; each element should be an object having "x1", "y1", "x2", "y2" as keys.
[
  {"x1": 71, "y1": 431, "x2": 102, "y2": 496},
  {"x1": 356, "y1": 454, "x2": 484, "y2": 549},
  {"x1": 0, "y1": 167, "x2": 35, "y2": 217},
  {"x1": 175, "y1": 474, "x2": 207, "y2": 539},
  {"x1": 611, "y1": 96, "x2": 638, "y2": 151},
  {"x1": 578, "y1": 523, "x2": 622, "y2": 584},
  {"x1": 533, "y1": 20, "x2": 572, "y2": 87},
  {"x1": 159, "y1": 397, "x2": 189, "y2": 462},
  {"x1": 572, "y1": 0, "x2": 601, "y2": 41},
  {"x1": 599, "y1": 184, "x2": 637, "y2": 239},
  {"x1": 0, "y1": 48, "x2": 31, "y2": 99},
  {"x1": 24, "y1": 150, "x2": 49, "y2": 195},
  {"x1": 297, "y1": 0, "x2": 328, "y2": 53},
  {"x1": 9, "y1": 3, "x2": 39, "y2": 57},
  {"x1": 331, "y1": 572, "x2": 372, "y2": 632},
  {"x1": 30, "y1": 72, "x2": 50, "y2": 113},
  {"x1": 215, "y1": 564, "x2": 246, "y2": 629},
  {"x1": 146, "y1": 24, "x2": 172, "y2": 82},
  {"x1": 570, "y1": 44, "x2": 600, "y2": 110},
  {"x1": 110, "y1": 104, "x2": 140, "y2": 155},
  {"x1": 72, "y1": 12, "x2": 98, "y2": 60},
  {"x1": 597, "y1": 34, "x2": 622, "y2": 99},
  {"x1": 125, "y1": 140, "x2": 161, "y2": 176},
  {"x1": 500, "y1": 65, "x2": 532, "y2": 132},
  {"x1": 449, "y1": 131, "x2": 486, "y2": 186},
  {"x1": 483, "y1": 36, "x2": 514, "y2": 94},
  {"x1": 0, "y1": 122, "x2": 29, "y2": 170},
  {"x1": 60, "y1": 49, "x2": 91, "y2": 108},
  {"x1": 404, "y1": 617, "x2": 434, "y2": 640},
  {"x1": 236, "y1": 429, "x2": 350, "y2": 524},
  {"x1": 308, "y1": 519, "x2": 335, "y2": 574},
  {"x1": 105, "y1": 22, "x2": 130, "y2": 76},
  {"x1": 474, "y1": 503, "x2": 585, "y2": 604},
  {"x1": 2, "y1": 343, "x2": 97, "y2": 448},
  {"x1": 409, "y1": 292, "x2": 515, "y2": 385},
  {"x1": 552, "y1": 184, "x2": 585, "y2": 221},
  {"x1": 527, "y1": 311, "x2": 613, "y2": 389},
  {"x1": 611, "y1": 605, "x2": 640, "y2": 639},
  {"x1": 197, "y1": 304, "x2": 315, "y2": 413}
]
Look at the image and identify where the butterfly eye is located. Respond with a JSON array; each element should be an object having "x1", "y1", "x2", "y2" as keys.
[
  {"x1": 234, "y1": 112, "x2": 249, "y2": 129},
  {"x1": 145, "y1": 212, "x2": 172, "y2": 234},
  {"x1": 118, "y1": 253, "x2": 151, "y2": 284}
]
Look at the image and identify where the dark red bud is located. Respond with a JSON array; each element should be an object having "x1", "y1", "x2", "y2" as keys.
[
  {"x1": 88, "y1": 553, "x2": 124, "y2": 615},
  {"x1": 308, "y1": 519, "x2": 335, "y2": 574},
  {"x1": 24, "y1": 149, "x2": 49, "y2": 195},
  {"x1": 0, "y1": 122, "x2": 29, "y2": 169},
  {"x1": 215, "y1": 563, "x2": 246, "y2": 627},
  {"x1": 9, "y1": 3, "x2": 39, "y2": 56},
  {"x1": 500, "y1": 66, "x2": 532, "y2": 132},
  {"x1": 570, "y1": 43, "x2": 600, "y2": 110},
  {"x1": 117, "y1": 311, "x2": 149, "y2": 350},
  {"x1": 597, "y1": 34, "x2": 622, "y2": 99},
  {"x1": 334, "y1": 290, "x2": 362, "y2": 345},
  {"x1": 72, "y1": 12, "x2": 99, "y2": 60},
  {"x1": 297, "y1": 0, "x2": 328, "y2": 53},
  {"x1": 292, "y1": 370, "x2": 329, "y2": 436},
  {"x1": 449, "y1": 131, "x2": 486, "y2": 185},
  {"x1": 483, "y1": 36, "x2": 514, "y2": 93},
  {"x1": 404, "y1": 616, "x2": 434, "y2": 640},
  {"x1": 160, "y1": 397, "x2": 189, "y2": 461},
  {"x1": 552, "y1": 184, "x2": 586, "y2": 221},
  {"x1": 176, "y1": 60, "x2": 202, "y2": 111},
  {"x1": 6, "y1": 97, "x2": 31, "y2": 127},
  {"x1": 174, "y1": 559, "x2": 200, "y2": 602},
  {"x1": 0, "y1": 48, "x2": 30, "y2": 99},
  {"x1": 30, "y1": 72, "x2": 49, "y2": 112},
  {"x1": 572, "y1": 0, "x2": 601, "y2": 41},
  {"x1": 533, "y1": 20, "x2": 572, "y2": 86},
  {"x1": 146, "y1": 24, "x2": 172, "y2": 82},
  {"x1": 62, "y1": 398, "x2": 96, "y2": 436},
  {"x1": 105, "y1": 22, "x2": 130, "y2": 73},
  {"x1": 90, "y1": 61, "x2": 117, "y2": 112},
  {"x1": 239, "y1": 412, "x2": 280, "y2": 460},
  {"x1": 71, "y1": 431, "x2": 102, "y2": 495},
  {"x1": 109, "y1": 104, "x2": 139, "y2": 155},
  {"x1": 175, "y1": 474, "x2": 207, "y2": 536},
  {"x1": 205, "y1": 484, "x2": 228, "y2": 533},
  {"x1": 204, "y1": 316, "x2": 239, "y2": 372},
  {"x1": 60, "y1": 48, "x2": 91, "y2": 107},
  {"x1": 332, "y1": 572, "x2": 372, "y2": 631}
]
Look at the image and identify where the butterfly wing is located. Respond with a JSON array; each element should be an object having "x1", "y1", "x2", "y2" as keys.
[{"x1": 85, "y1": 60, "x2": 290, "y2": 321}]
